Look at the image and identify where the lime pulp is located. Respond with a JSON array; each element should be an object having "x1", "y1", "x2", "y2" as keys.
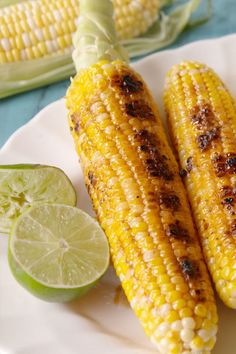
[
  {"x1": 8, "y1": 204, "x2": 110, "y2": 302},
  {"x1": 0, "y1": 164, "x2": 77, "y2": 234}
]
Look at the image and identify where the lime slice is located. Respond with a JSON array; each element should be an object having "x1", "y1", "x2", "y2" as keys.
[
  {"x1": 8, "y1": 204, "x2": 110, "y2": 302},
  {"x1": 0, "y1": 164, "x2": 77, "y2": 234}
]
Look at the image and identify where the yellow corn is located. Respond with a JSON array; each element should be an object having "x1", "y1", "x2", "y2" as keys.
[
  {"x1": 66, "y1": 59, "x2": 217, "y2": 354},
  {"x1": 164, "y1": 60, "x2": 236, "y2": 308},
  {"x1": 0, "y1": 0, "x2": 159, "y2": 63}
]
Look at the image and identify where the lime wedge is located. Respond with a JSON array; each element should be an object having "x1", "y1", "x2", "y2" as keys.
[
  {"x1": 8, "y1": 204, "x2": 110, "y2": 302},
  {"x1": 0, "y1": 164, "x2": 77, "y2": 234}
]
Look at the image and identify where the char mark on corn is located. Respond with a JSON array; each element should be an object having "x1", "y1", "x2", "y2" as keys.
[
  {"x1": 197, "y1": 127, "x2": 220, "y2": 151},
  {"x1": 111, "y1": 73, "x2": 143, "y2": 94},
  {"x1": 135, "y1": 129, "x2": 174, "y2": 180},
  {"x1": 180, "y1": 258, "x2": 200, "y2": 280},
  {"x1": 191, "y1": 104, "x2": 214, "y2": 129},
  {"x1": 125, "y1": 100, "x2": 155, "y2": 120},
  {"x1": 212, "y1": 152, "x2": 236, "y2": 176},
  {"x1": 186, "y1": 157, "x2": 193, "y2": 172},
  {"x1": 166, "y1": 221, "x2": 191, "y2": 243},
  {"x1": 159, "y1": 192, "x2": 180, "y2": 211}
]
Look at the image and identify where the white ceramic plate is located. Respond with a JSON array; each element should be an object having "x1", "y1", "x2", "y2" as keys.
[{"x1": 1, "y1": 34, "x2": 236, "y2": 354}]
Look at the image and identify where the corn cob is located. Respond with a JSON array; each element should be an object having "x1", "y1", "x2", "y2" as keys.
[
  {"x1": 66, "y1": 2, "x2": 217, "y2": 352},
  {"x1": 164, "y1": 60, "x2": 236, "y2": 309},
  {"x1": 67, "y1": 58, "x2": 218, "y2": 354},
  {"x1": 0, "y1": 0, "x2": 159, "y2": 63}
]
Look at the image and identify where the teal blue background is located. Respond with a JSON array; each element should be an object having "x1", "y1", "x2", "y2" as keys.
[{"x1": 0, "y1": 0, "x2": 236, "y2": 148}]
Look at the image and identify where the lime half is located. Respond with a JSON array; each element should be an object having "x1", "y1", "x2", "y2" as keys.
[
  {"x1": 0, "y1": 164, "x2": 77, "y2": 234},
  {"x1": 8, "y1": 204, "x2": 110, "y2": 302}
]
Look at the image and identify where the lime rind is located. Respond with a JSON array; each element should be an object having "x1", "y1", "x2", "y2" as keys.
[
  {"x1": 8, "y1": 250, "x2": 95, "y2": 302},
  {"x1": 0, "y1": 165, "x2": 77, "y2": 234},
  {"x1": 9, "y1": 204, "x2": 110, "y2": 302}
]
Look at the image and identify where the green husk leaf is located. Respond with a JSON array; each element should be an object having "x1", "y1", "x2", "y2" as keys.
[
  {"x1": 0, "y1": 0, "x2": 26, "y2": 8},
  {"x1": 123, "y1": 0, "x2": 206, "y2": 57},
  {"x1": 72, "y1": 0, "x2": 127, "y2": 71},
  {"x1": 0, "y1": 0, "x2": 211, "y2": 98}
]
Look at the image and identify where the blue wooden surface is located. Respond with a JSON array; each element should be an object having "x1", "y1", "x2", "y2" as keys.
[{"x1": 0, "y1": 0, "x2": 235, "y2": 148}]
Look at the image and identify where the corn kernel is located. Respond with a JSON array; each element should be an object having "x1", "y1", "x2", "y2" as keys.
[
  {"x1": 179, "y1": 307, "x2": 193, "y2": 318},
  {"x1": 190, "y1": 336, "x2": 204, "y2": 350},
  {"x1": 194, "y1": 304, "x2": 207, "y2": 317}
]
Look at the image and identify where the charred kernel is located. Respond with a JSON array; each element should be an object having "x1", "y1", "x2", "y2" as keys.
[
  {"x1": 125, "y1": 100, "x2": 155, "y2": 120},
  {"x1": 74, "y1": 122, "x2": 80, "y2": 132},
  {"x1": 186, "y1": 157, "x2": 193, "y2": 172},
  {"x1": 197, "y1": 127, "x2": 220, "y2": 151},
  {"x1": 88, "y1": 171, "x2": 96, "y2": 186},
  {"x1": 159, "y1": 192, "x2": 180, "y2": 211},
  {"x1": 112, "y1": 73, "x2": 143, "y2": 94},
  {"x1": 190, "y1": 288, "x2": 206, "y2": 301},
  {"x1": 180, "y1": 259, "x2": 200, "y2": 279},
  {"x1": 135, "y1": 130, "x2": 174, "y2": 180},
  {"x1": 213, "y1": 154, "x2": 236, "y2": 176},
  {"x1": 220, "y1": 186, "x2": 236, "y2": 197},
  {"x1": 226, "y1": 157, "x2": 236, "y2": 168},
  {"x1": 70, "y1": 112, "x2": 80, "y2": 123},
  {"x1": 166, "y1": 221, "x2": 190, "y2": 242},
  {"x1": 145, "y1": 158, "x2": 174, "y2": 180},
  {"x1": 231, "y1": 221, "x2": 236, "y2": 236},
  {"x1": 222, "y1": 197, "x2": 234, "y2": 204},
  {"x1": 191, "y1": 104, "x2": 214, "y2": 129},
  {"x1": 179, "y1": 169, "x2": 187, "y2": 178},
  {"x1": 211, "y1": 152, "x2": 223, "y2": 162},
  {"x1": 139, "y1": 145, "x2": 149, "y2": 152}
]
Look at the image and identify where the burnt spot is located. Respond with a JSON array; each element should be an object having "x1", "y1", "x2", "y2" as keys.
[
  {"x1": 226, "y1": 156, "x2": 236, "y2": 168},
  {"x1": 70, "y1": 113, "x2": 80, "y2": 132},
  {"x1": 222, "y1": 197, "x2": 235, "y2": 214},
  {"x1": 190, "y1": 288, "x2": 206, "y2": 302},
  {"x1": 135, "y1": 130, "x2": 174, "y2": 180},
  {"x1": 111, "y1": 73, "x2": 143, "y2": 95},
  {"x1": 212, "y1": 153, "x2": 236, "y2": 177},
  {"x1": 180, "y1": 258, "x2": 200, "y2": 279},
  {"x1": 159, "y1": 192, "x2": 180, "y2": 211},
  {"x1": 74, "y1": 122, "x2": 80, "y2": 132},
  {"x1": 220, "y1": 186, "x2": 236, "y2": 197},
  {"x1": 191, "y1": 104, "x2": 214, "y2": 129},
  {"x1": 85, "y1": 182, "x2": 91, "y2": 195},
  {"x1": 197, "y1": 127, "x2": 220, "y2": 151},
  {"x1": 125, "y1": 100, "x2": 155, "y2": 120},
  {"x1": 179, "y1": 169, "x2": 187, "y2": 178},
  {"x1": 223, "y1": 197, "x2": 234, "y2": 205},
  {"x1": 204, "y1": 222, "x2": 209, "y2": 230},
  {"x1": 186, "y1": 156, "x2": 193, "y2": 172},
  {"x1": 232, "y1": 221, "x2": 236, "y2": 236},
  {"x1": 139, "y1": 145, "x2": 149, "y2": 152},
  {"x1": 88, "y1": 171, "x2": 96, "y2": 186},
  {"x1": 166, "y1": 221, "x2": 191, "y2": 243},
  {"x1": 71, "y1": 113, "x2": 80, "y2": 124}
]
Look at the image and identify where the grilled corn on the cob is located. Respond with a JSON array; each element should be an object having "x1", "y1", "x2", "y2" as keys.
[
  {"x1": 0, "y1": 0, "x2": 159, "y2": 63},
  {"x1": 66, "y1": 2, "x2": 217, "y2": 352},
  {"x1": 67, "y1": 58, "x2": 218, "y2": 354},
  {"x1": 164, "y1": 60, "x2": 236, "y2": 308}
]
